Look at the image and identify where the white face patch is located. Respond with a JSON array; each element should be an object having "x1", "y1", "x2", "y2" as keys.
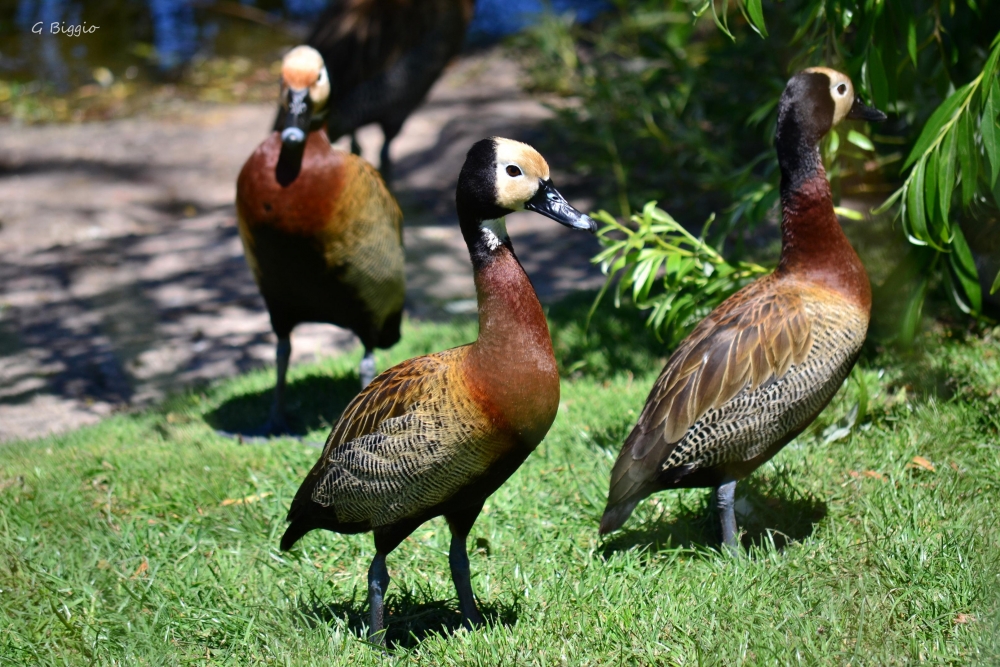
[
  {"x1": 805, "y1": 66, "x2": 854, "y2": 125},
  {"x1": 309, "y1": 66, "x2": 330, "y2": 108},
  {"x1": 480, "y1": 217, "x2": 509, "y2": 251},
  {"x1": 492, "y1": 138, "x2": 550, "y2": 210}
]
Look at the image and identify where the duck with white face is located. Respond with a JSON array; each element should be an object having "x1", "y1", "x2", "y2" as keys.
[
  {"x1": 600, "y1": 68, "x2": 886, "y2": 553},
  {"x1": 280, "y1": 137, "x2": 595, "y2": 644},
  {"x1": 235, "y1": 45, "x2": 406, "y2": 435}
]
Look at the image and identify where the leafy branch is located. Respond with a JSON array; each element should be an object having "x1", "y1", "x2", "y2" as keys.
[
  {"x1": 875, "y1": 33, "x2": 1000, "y2": 308},
  {"x1": 589, "y1": 202, "x2": 768, "y2": 344}
]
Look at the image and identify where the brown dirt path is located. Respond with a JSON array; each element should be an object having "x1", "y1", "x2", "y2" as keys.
[{"x1": 0, "y1": 48, "x2": 604, "y2": 442}]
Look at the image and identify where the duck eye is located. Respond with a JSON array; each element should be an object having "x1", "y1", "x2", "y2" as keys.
[
  {"x1": 837, "y1": 83, "x2": 848, "y2": 95},
  {"x1": 506, "y1": 165, "x2": 522, "y2": 177}
]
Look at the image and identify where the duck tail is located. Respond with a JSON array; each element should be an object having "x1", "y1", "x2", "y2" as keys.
[
  {"x1": 599, "y1": 499, "x2": 640, "y2": 535},
  {"x1": 280, "y1": 517, "x2": 313, "y2": 551}
]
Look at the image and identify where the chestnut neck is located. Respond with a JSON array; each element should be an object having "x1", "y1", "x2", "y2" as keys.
[
  {"x1": 775, "y1": 133, "x2": 871, "y2": 310},
  {"x1": 465, "y1": 226, "x2": 553, "y2": 358}
]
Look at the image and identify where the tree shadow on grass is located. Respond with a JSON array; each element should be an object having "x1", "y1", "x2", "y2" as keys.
[
  {"x1": 600, "y1": 471, "x2": 827, "y2": 558},
  {"x1": 301, "y1": 589, "x2": 520, "y2": 650},
  {"x1": 205, "y1": 374, "x2": 360, "y2": 438}
]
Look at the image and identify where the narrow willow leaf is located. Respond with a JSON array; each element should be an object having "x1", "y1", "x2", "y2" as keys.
[
  {"x1": 847, "y1": 129, "x2": 874, "y2": 151},
  {"x1": 868, "y1": 46, "x2": 889, "y2": 112},
  {"x1": 899, "y1": 271, "x2": 930, "y2": 348},
  {"x1": 949, "y1": 225, "x2": 982, "y2": 312},
  {"x1": 925, "y1": 150, "x2": 939, "y2": 228},
  {"x1": 907, "y1": 18, "x2": 918, "y2": 66},
  {"x1": 982, "y1": 37, "x2": 1000, "y2": 88},
  {"x1": 991, "y1": 268, "x2": 1000, "y2": 295},
  {"x1": 942, "y1": 267, "x2": 972, "y2": 315},
  {"x1": 872, "y1": 186, "x2": 904, "y2": 215},
  {"x1": 828, "y1": 129, "x2": 840, "y2": 156},
  {"x1": 938, "y1": 126, "x2": 957, "y2": 223},
  {"x1": 834, "y1": 206, "x2": 864, "y2": 220},
  {"x1": 903, "y1": 86, "x2": 969, "y2": 170},
  {"x1": 745, "y1": 0, "x2": 768, "y2": 37},
  {"x1": 983, "y1": 78, "x2": 1000, "y2": 187},
  {"x1": 958, "y1": 111, "x2": 978, "y2": 206},
  {"x1": 905, "y1": 158, "x2": 930, "y2": 245}
]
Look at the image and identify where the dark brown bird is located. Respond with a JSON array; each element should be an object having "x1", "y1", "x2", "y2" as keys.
[
  {"x1": 280, "y1": 137, "x2": 596, "y2": 643},
  {"x1": 600, "y1": 68, "x2": 887, "y2": 551},
  {"x1": 237, "y1": 46, "x2": 405, "y2": 434},
  {"x1": 275, "y1": 0, "x2": 475, "y2": 183}
]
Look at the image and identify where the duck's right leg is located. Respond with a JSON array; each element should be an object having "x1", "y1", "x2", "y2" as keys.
[
  {"x1": 359, "y1": 347, "x2": 376, "y2": 388},
  {"x1": 367, "y1": 551, "x2": 391, "y2": 645},
  {"x1": 714, "y1": 478, "x2": 740, "y2": 555},
  {"x1": 265, "y1": 336, "x2": 291, "y2": 434}
]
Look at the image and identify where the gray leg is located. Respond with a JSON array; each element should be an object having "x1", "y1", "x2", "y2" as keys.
[
  {"x1": 379, "y1": 122, "x2": 402, "y2": 185},
  {"x1": 715, "y1": 478, "x2": 739, "y2": 555},
  {"x1": 449, "y1": 533, "x2": 484, "y2": 629},
  {"x1": 350, "y1": 132, "x2": 361, "y2": 156},
  {"x1": 379, "y1": 140, "x2": 393, "y2": 185},
  {"x1": 359, "y1": 348, "x2": 376, "y2": 389},
  {"x1": 367, "y1": 553, "x2": 390, "y2": 645},
  {"x1": 266, "y1": 336, "x2": 291, "y2": 434}
]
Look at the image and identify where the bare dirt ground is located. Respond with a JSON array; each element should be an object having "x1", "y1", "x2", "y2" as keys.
[{"x1": 0, "y1": 48, "x2": 604, "y2": 442}]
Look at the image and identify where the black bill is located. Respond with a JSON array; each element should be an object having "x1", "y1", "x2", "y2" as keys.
[
  {"x1": 524, "y1": 179, "x2": 597, "y2": 232},
  {"x1": 280, "y1": 88, "x2": 312, "y2": 147},
  {"x1": 846, "y1": 96, "x2": 887, "y2": 122}
]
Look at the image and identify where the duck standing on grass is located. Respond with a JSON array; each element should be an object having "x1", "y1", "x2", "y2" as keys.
[
  {"x1": 280, "y1": 137, "x2": 596, "y2": 643},
  {"x1": 277, "y1": 0, "x2": 475, "y2": 183},
  {"x1": 237, "y1": 46, "x2": 405, "y2": 435},
  {"x1": 600, "y1": 68, "x2": 886, "y2": 551}
]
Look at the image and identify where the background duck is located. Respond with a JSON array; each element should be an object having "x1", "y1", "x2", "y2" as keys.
[
  {"x1": 275, "y1": 0, "x2": 475, "y2": 183},
  {"x1": 600, "y1": 68, "x2": 887, "y2": 551},
  {"x1": 280, "y1": 137, "x2": 595, "y2": 643},
  {"x1": 237, "y1": 45, "x2": 406, "y2": 435}
]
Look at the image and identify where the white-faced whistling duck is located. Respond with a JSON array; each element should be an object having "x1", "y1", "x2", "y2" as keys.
[
  {"x1": 275, "y1": 0, "x2": 475, "y2": 183},
  {"x1": 600, "y1": 68, "x2": 887, "y2": 552},
  {"x1": 280, "y1": 137, "x2": 596, "y2": 643},
  {"x1": 237, "y1": 46, "x2": 405, "y2": 434}
]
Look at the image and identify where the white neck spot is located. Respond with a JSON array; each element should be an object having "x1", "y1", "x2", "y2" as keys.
[{"x1": 481, "y1": 217, "x2": 509, "y2": 251}]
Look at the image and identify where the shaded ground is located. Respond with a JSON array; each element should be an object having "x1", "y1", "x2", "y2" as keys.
[{"x1": 0, "y1": 48, "x2": 604, "y2": 442}]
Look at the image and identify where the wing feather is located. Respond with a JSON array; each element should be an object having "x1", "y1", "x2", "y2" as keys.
[
  {"x1": 624, "y1": 277, "x2": 813, "y2": 470},
  {"x1": 289, "y1": 346, "x2": 501, "y2": 528}
]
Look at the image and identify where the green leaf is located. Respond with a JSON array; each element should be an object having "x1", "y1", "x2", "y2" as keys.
[
  {"x1": 982, "y1": 77, "x2": 1000, "y2": 187},
  {"x1": 868, "y1": 46, "x2": 889, "y2": 113},
  {"x1": 834, "y1": 206, "x2": 864, "y2": 220},
  {"x1": 906, "y1": 18, "x2": 918, "y2": 66},
  {"x1": 958, "y1": 110, "x2": 978, "y2": 206},
  {"x1": 745, "y1": 0, "x2": 768, "y2": 37},
  {"x1": 991, "y1": 268, "x2": 1000, "y2": 295},
  {"x1": 949, "y1": 225, "x2": 982, "y2": 313},
  {"x1": 847, "y1": 129, "x2": 874, "y2": 151},
  {"x1": 982, "y1": 36, "x2": 1000, "y2": 88},
  {"x1": 899, "y1": 270, "x2": 930, "y2": 348},
  {"x1": 905, "y1": 157, "x2": 930, "y2": 245},
  {"x1": 938, "y1": 126, "x2": 957, "y2": 223},
  {"x1": 903, "y1": 86, "x2": 969, "y2": 170},
  {"x1": 925, "y1": 150, "x2": 939, "y2": 226}
]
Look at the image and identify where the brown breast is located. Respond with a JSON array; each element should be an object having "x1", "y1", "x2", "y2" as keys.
[{"x1": 236, "y1": 131, "x2": 351, "y2": 238}]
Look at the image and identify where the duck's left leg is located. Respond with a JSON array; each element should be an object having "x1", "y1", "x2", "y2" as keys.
[{"x1": 446, "y1": 504, "x2": 486, "y2": 629}]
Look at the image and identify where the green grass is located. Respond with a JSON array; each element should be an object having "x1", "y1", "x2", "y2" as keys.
[{"x1": 1, "y1": 302, "x2": 999, "y2": 665}]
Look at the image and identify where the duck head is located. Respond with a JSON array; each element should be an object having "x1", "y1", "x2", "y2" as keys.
[
  {"x1": 278, "y1": 46, "x2": 330, "y2": 149},
  {"x1": 776, "y1": 68, "x2": 886, "y2": 188},
  {"x1": 456, "y1": 138, "x2": 596, "y2": 259}
]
